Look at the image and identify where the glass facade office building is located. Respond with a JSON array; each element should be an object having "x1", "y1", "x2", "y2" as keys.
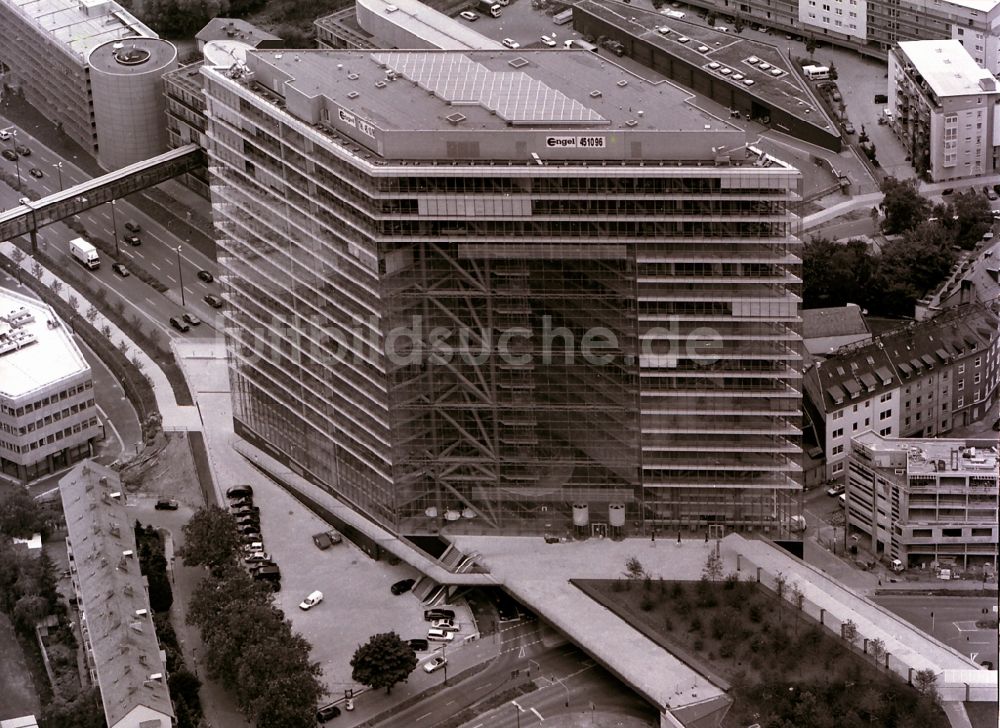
[{"x1": 203, "y1": 49, "x2": 804, "y2": 537}]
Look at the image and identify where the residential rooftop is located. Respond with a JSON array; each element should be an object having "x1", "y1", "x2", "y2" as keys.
[
  {"x1": 802, "y1": 305, "x2": 870, "y2": 340},
  {"x1": 59, "y1": 462, "x2": 173, "y2": 728},
  {"x1": 853, "y1": 431, "x2": 999, "y2": 477},
  {"x1": 897, "y1": 40, "x2": 999, "y2": 98},
  {"x1": 0, "y1": 289, "x2": 90, "y2": 401},
  {"x1": 6, "y1": 0, "x2": 155, "y2": 62}
]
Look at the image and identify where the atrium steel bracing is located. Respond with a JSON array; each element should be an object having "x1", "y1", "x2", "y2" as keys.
[{"x1": 203, "y1": 49, "x2": 804, "y2": 538}]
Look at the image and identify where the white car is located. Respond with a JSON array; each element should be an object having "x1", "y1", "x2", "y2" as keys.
[
  {"x1": 244, "y1": 551, "x2": 270, "y2": 564},
  {"x1": 459, "y1": 10, "x2": 478, "y2": 20},
  {"x1": 540, "y1": 35, "x2": 557, "y2": 47},
  {"x1": 0, "y1": 130, "x2": 11, "y2": 141},
  {"x1": 431, "y1": 618, "x2": 459, "y2": 632},
  {"x1": 299, "y1": 590, "x2": 324, "y2": 610},
  {"x1": 423, "y1": 656, "x2": 448, "y2": 673},
  {"x1": 427, "y1": 628, "x2": 454, "y2": 642},
  {"x1": 502, "y1": 38, "x2": 520, "y2": 49}
]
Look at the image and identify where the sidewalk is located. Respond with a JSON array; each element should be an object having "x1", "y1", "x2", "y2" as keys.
[{"x1": 801, "y1": 191, "x2": 884, "y2": 230}]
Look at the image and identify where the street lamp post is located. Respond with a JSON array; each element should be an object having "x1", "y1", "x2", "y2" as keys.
[
  {"x1": 511, "y1": 701, "x2": 525, "y2": 728},
  {"x1": 109, "y1": 199, "x2": 120, "y2": 258},
  {"x1": 176, "y1": 245, "x2": 186, "y2": 307},
  {"x1": 4, "y1": 129, "x2": 23, "y2": 187},
  {"x1": 53, "y1": 162, "x2": 63, "y2": 191}
]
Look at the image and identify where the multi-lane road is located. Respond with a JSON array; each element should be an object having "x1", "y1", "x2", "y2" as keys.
[{"x1": 0, "y1": 113, "x2": 222, "y2": 341}]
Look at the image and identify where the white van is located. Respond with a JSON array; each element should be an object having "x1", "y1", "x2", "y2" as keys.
[{"x1": 802, "y1": 64, "x2": 830, "y2": 80}]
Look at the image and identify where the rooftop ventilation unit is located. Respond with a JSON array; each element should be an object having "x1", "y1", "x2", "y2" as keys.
[
  {"x1": 375, "y1": 80, "x2": 386, "y2": 88},
  {"x1": 348, "y1": 73, "x2": 359, "y2": 80},
  {"x1": 445, "y1": 112, "x2": 466, "y2": 125},
  {"x1": 347, "y1": 91, "x2": 359, "y2": 99},
  {"x1": 590, "y1": 89, "x2": 602, "y2": 98},
  {"x1": 616, "y1": 79, "x2": 628, "y2": 87},
  {"x1": 625, "y1": 119, "x2": 638, "y2": 127}
]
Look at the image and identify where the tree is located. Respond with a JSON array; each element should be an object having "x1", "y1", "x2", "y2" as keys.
[
  {"x1": 880, "y1": 177, "x2": 930, "y2": 234},
  {"x1": 950, "y1": 190, "x2": 993, "y2": 248},
  {"x1": 40, "y1": 688, "x2": 105, "y2": 728},
  {"x1": 238, "y1": 632, "x2": 326, "y2": 727},
  {"x1": 801, "y1": 237, "x2": 875, "y2": 309},
  {"x1": 178, "y1": 505, "x2": 243, "y2": 572},
  {"x1": 913, "y1": 668, "x2": 938, "y2": 700},
  {"x1": 350, "y1": 632, "x2": 417, "y2": 694},
  {"x1": 12, "y1": 594, "x2": 49, "y2": 631},
  {"x1": 842, "y1": 619, "x2": 858, "y2": 647},
  {"x1": 168, "y1": 669, "x2": 203, "y2": 717},
  {"x1": 702, "y1": 548, "x2": 724, "y2": 582},
  {"x1": 870, "y1": 637, "x2": 886, "y2": 666},
  {"x1": 805, "y1": 36, "x2": 817, "y2": 55},
  {"x1": 871, "y1": 225, "x2": 954, "y2": 316},
  {"x1": 0, "y1": 489, "x2": 48, "y2": 538},
  {"x1": 624, "y1": 556, "x2": 646, "y2": 580}
]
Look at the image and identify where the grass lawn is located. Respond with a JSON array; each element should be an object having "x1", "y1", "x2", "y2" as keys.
[{"x1": 577, "y1": 574, "x2": 949, "y2": 728}]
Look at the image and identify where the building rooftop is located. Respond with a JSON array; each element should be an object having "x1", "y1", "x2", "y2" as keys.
[
  {"x1": 0, "y1": 289, "x2": 90, "y2": 401},
  {"x1": 802, "y1": 305, "x2": 870, "y2": 340},
  {"x1": 853, "y1": 431, "x2": 999, "y2": 477},
  {"x1": 59, "y1": 462, "x2": 173, "y2": 728},
  {"x1": 897, "y1": 40, "x2": 1000, "y2": 98},
  {"x1": 7, "y1": 0, "x2": 156, "y2": 63},
  {"x1": 164, "y1": 60, "x2": 207, "y2": 98},
  {"x1": 354, "y1": 0, "x2": 503, "y2": 51},
  {"x1": 195, "y1": 17, "x2": 281, "y2": 47},
  {"x1": 576, "y1": 0, "x2": 839, "y2": 133},
  {"x1": 87, "y1": 37, "x2": 177, "y2": 75},
  {"x1": 314, "y1": 6, "x2": 376, "y2": 49},
  {"x1": 945, "y1": 0, "x2": 1000, "y2": 12}
]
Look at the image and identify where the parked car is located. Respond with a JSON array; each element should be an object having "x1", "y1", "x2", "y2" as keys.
[
  {"x1": 299, "y1": 590, "x2": 324, "y2": 610},
  {"x1": 154, "y1": 499, "x2": 179, "y2": 510},
  {"x1": 248, "y1": 559, "x2": 276, "y2": 571},
  {"x1": 502, "y1": 38, "x2": 519, "y2": 49},
  {"x1": 238, "y1": 524, "x2": 262, "y2": 535},
  {"x1": 123, "y1": 234, "x2": 141, "y2": 246},
  {"x1": 244, "y1": 551, "x2": 271, "y2": 564},
  {"x1": 391, "y1": 578, "x2": 415, "y2": 595},
  {"x1": 941, "y1": 188, "x2": 954, "y2": 196},
  {"x1": 992, "y1": 418, "x2": 1000, "y2": 431},
  {"x1": 243, "y1": 541, "x2": 264, "y2": 554},
  {"x1": 169, "y1": 317, "x2": 190, "y2": 333},
  {"x1": 182, "y1": 312, "x2": 201, "y2": 326},
  {"x1": 111, "y1": 262, "x2": 130, "y2": 277},
  {"x1": 240, "y1": 532, "x2": 263, "y2": 544},
  {"x1": 2, "y1": 149, "x2": 18, "y2": 161},
  {"x1": 431, "y1": 618, "x2": 459, "y2": 632},
  {"x1": 197, "y1": 269, "x2": 214, "y2": 283},
  {"x1": 124, "y1": 221, "x2": 141, "y2": 233},
  {"x1": 0, "y1": 129, "x2": 11, "y2": 141},
  {"x1": 227, "y1": 485, "x2": 253, "y2": 499},
  {"x1": 424, "y1": 608, "x2": 455, "y2": 622},
  {"x1": 29, "y1": 167, "x2": 43, "y2": 178},
  {"x1": 540, "y1": 35, "x2": 557, "y2": 46},
  {"x1": 232, "y1": 506, "x2": 260, "y2": 517},
  {"x1": 423, "y1": 656, "x2": 448, "y2": 673},
  {"x1": 408, "y1": 638, "x2": 429, "y2": 651},
  {"x1": 843, "y1": 121, "x2": 855, "y2": 135},
  {"x1": 316, "y1": 705, "x2": 341, "y2": 722},
  {"x1": 312, "y1": 530, "x2": 343, "y2": 549},
  {"x1": 252, "y1": 564, "x2": 281, "y2": 586},
  {"x1": 459, "y1": 10, "x2": 478, "y2": 20},
  {"x1": 236, "y1": 515, "x2": 260, "y2": 527},
  {"x1": 826, "y1": 484, "x2": 845, "y2": 497},
  {"x1": 427, "y1": 628, "x2": 454, "y2": 642},
  {"x1": 15, "y1": 145, "x2": 29, "y2": 156},
  {"x1": 230, "y1": 495, "x2": 254, "y2": 509},
  {"x1": 204, "y1": 294, "x2": 224, "y2": 308}
]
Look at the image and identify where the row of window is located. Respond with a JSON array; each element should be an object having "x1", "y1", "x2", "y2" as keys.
[
  {"x1": 0, "y1": 399, "x2": 95, "y2": 436},
  {"x1": 0, "y1": 417, "x2": 97, "y2": 455},
  {"x1": 1, "y1": 380, "x2": 93, "y2": 418}
]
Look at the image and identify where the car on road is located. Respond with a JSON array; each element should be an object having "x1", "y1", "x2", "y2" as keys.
[
  {"x1": 124, "y1": 221, "x2": 141, "y2": 233},
  {"x1": 15, "y1": 145, "x2": 30, "y2": 156},
  {"x1": 391, "y1": 578, "x2": 415, "y2": 595},
  {"x1": 826, "y1": 484, "x2": 845, "y2": 497},
  {"x1": 502, "y1": 37, "x2": 520, "y2": 49},
  {"x1": 843, "y1": 121, "x2": 855, "y2": 135},
  {"x1": 204, "y1": 294, "x2": 224, "y2": 308},
  {"x1": 299, "y1": 590, "x2": 324, "y2": 610},
  {"x1": 459, "y1": 10, "x2": 478, "y2": 20},
  {"x1": 424, "y1": 608, "x2": 455, "y2": 621},
  {"x1": 0, "y1": 130, "x2": 11, "y2": 141},
  {"x1": 182, "y1": 312, "x2": 201, "y2": 326},
  {"x1": 244, "y1": 551, "x2": 271, "y2": 564},
  {"x1": 312, "y1": 530, "x2": 343, "y2": 549},
  {"x1": 540, "y1": 34, "x2": 557, "y2": 46},
  {"x1": 431, "y1": 618, "x2": 459, "y2": 632},
  {"x1": 426, "y1": 628, "x2": 454, "y2": 642},
  {"x1": 29, "y1": 167, "x2": 43, "y2": 178},
  {"x1": 988, "y1": 188, "x2": 998, "y2": 201},
  {"x1": 123, "y1": 234, "x2": 141, "y2": 246},
  {"x1": 154, "y1": 499, "x2": 179, "y2": 510},
  {"x1": 316, "y1": 705, "x2": 341, "y2": 722},
  {"x1": 169, "y1": 316, "x2": 190, "y2": 333},
  {"x1": 227, "y1": 485, "x2": 253, "y2": 499},
  {"x1": 423, "y1": 656, "x2": 448, "y2": 673},
  {"x1": 408, "y1": 638, "x2": 429, "y2": 651},
  {"x1": 197, "y1": 269, "x2": 214, "y2": 283},
  {"x1": 111, "y1": 262, "x2": 130, "y2": 277},
  {"x1": 1, "y1": 149, "x2": 17, "y2": 161}
]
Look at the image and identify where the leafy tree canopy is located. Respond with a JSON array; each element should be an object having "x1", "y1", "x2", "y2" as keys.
[
  {"x1": 950, "y1": 190, "x2": 993, "y2": 249},
  {"x1": 880, "y1": 177, "x2": 931, "y2": 234},
  {"x1": 350, "y1": 631, "x2": 417, "y2": 694},
  {"x1": 0, "y1": 489, "x2": 48, "y2": 539},
  {"x1": 178, "y1": 505, "x2": 243, "y2": 571}
]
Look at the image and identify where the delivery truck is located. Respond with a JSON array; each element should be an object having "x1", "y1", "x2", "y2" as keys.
[
  {"x1": 69, "y1": 238, "x2": 100, "y2": 269},
  {"x1": 473, "y1": 0, "x2": 502, "y2": 17}
]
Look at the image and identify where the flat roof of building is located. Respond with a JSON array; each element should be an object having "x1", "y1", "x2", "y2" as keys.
[
  {"x1": 576, "y1": 0, "x2": 838, "y2": 133},
  {"x1": 196, "y1": 17, "x2": 281, "y2": 47},
  {"x1": 8, "y1": 0, "x2": 156, "y2": 62},
  {"x1": 88, "y1": 36, "x2": 177, "y2": 74},
  {"x1": 0, "y1": 289, "x2": 90, "y2": 401},
  {"x1": 354, "y1": 0, "x2": 503, "y2": 51},
  {"x1": 946, "y1": 0, "x2": 1000, "y2": 12},
  {"x1": 164, "y1": 60, "x2": 207, "y2": 98},
  {"x1": 897, "y1": 40, "x2": 999, "y2": 98},
  {"x1": 245, "y1": 48, "x2": 727, "y2": 133},
  {"x1": 853, "y1": 431, "x2": 999, "y2": 476}
]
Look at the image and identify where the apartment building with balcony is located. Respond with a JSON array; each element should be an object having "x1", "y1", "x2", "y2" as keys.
[
  {"x1": 847, "y1": 431, "x2": 998, "y2": 570},
  {"x1": 676, "y1": 0, "x2": 1000, "y2": 71},
  {"x1": 0, "y1": 0, "x2": 157, "y2": 156},
  {"x1": 804, "y1": 303, "x2": 1000, "y2": 481},
  {"x1": 0, "y1": 289, "x2": 100, "y2": 482},
  {"x1": 889, "y1": 39, "x2": 1000, "y2": 182},
  {"x1": 59, "y1": 461, "x2": 174, "y2": 728},
  {"x1": 202, "y1": 48, "x2": 804, "y2": 537}
]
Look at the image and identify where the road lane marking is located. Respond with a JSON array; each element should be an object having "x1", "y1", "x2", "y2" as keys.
[
  {"x1": 530, "y1": 708, "x2": 544, "y2": 720},
  {"x1": 473, "y1": 683, "x2": 492, "y2": 692},
  {"x1": 165, "y1": 275, "x2": 177, "y2": 284},
  {"x1": 150, "y1": 262, "x2": 162, "y2": 271},
  {"x1": 415, "y1": 712, "x2": 433, "y2": 722}
]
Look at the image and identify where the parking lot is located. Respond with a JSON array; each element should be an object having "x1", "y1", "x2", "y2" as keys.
[{"x1": 451, "y1": 0, "x2": 586, "y2": 49}]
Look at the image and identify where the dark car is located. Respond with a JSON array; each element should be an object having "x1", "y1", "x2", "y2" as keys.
[
  {"x1": 232, "y1": 505, "x2": 260, "y2": 517},
  {"x1": 229, "y1": 497, "x2": 254, "y2": 509},
  {"x1": 408, "y1": 638, "x2": 429, "y2": 651},
  {"x1": 312, "y1": 530, "x2": 343, "y2": 549},
  {"x1": 154, "y1": 499, "x2": 179, "y2": 510},
  {"x1": 424, "y1": 609, "x2": 455, "y2": 622},
  {"x1": 111, "y1": 262, "x2": 130, "y2": 277},
  {"x1": 391, "y1": 578, "x2": 416, "y2": 595},
  {"x1": 169, "y1": 316, "x2": 190, "y2": 333},
  {"x1": 124, "y1": 221, "x2": 141, "y2": 233},
  {"x1": 240, "y1": 532, "x2": 263, "y2": 544},
  {"x1": 29, "y1": 167, "x2": 43, "y2": 178},
  {"x1": 15, "y1": 145, "x2": 29, "y2": 156},
  {"x1": 123, "y1": 234, "x2": 141, "y2": 246},
  {"x1": 236, "y1": 517, "x2": 261, "y2": 529},
  {"x1": 992, "y1": 418, "x2": 1000, "y2": 431},
  {"x1": 204, "y1": 294, "x2": 224, "y2": 308},
  {"x1": 227, "y1": 485, "x2": 253, "y2": 499},
  {"x1": 253, "y1": 564, "x2": 281, "y2": 582},
  {"x1": 316, "y1": 705, "x2": 342, "y2": 723},
  {"x1": 1, "y1": 149, "x2": 17, "y2": 161},
  {"x1": 941, "y1": 188, "x2": 954, "y2": 196},
  {"x1": 197, "y1": 269, "x2": 214, "y2": 283}
]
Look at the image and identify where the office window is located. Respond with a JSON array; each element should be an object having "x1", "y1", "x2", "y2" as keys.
[
  {"x1": 879, "y1": 427, "x2": 891, "y2": 436},
  {"x1": 832, "y1": 428, "x2": 844, "y2": 438},
  {"x1": 832, "y1": 444, "x2": 844, "y2": 455},
  {"x1": 879, "y1": 409, "x2": 892, "y2": 421}
]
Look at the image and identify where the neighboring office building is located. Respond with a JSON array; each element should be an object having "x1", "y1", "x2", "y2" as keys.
[
  {"x1": 0, "y1": 290, "x2": 100, "y2": 482},
  {"x1": 350, "y1": 0, "x2": 504, "y2": 50},
  {"x1": 195, "y1": 17, "x2": 282, "y2": 51},
  {"x1": 917, "y1": 239, "x2": 1000, "y2": 319},
  {"x1": 802, "y1": 303, "x2": 872, "y2": 356},
  {"x1": 202, "y1": 48, "x2": 805, "y2": 537},
  {"x1": 804, "y1": 303, "x2": 1000, "y2": 481},
  {"x1": 60, "y1": 461, "x2": 174, "y2": 728},
  {"x1": 676, "y1": 0, "x2": 1000, "y2": 72},
  {"x1": 889, "y1": 40, "x2": 1000, "y2": 182},
  {"x1": 0, "y1": 0, "x2": 158, "y2": 157},
  {"x1": 847, "y1": 431, "x2": 998, "y2": 570}
]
